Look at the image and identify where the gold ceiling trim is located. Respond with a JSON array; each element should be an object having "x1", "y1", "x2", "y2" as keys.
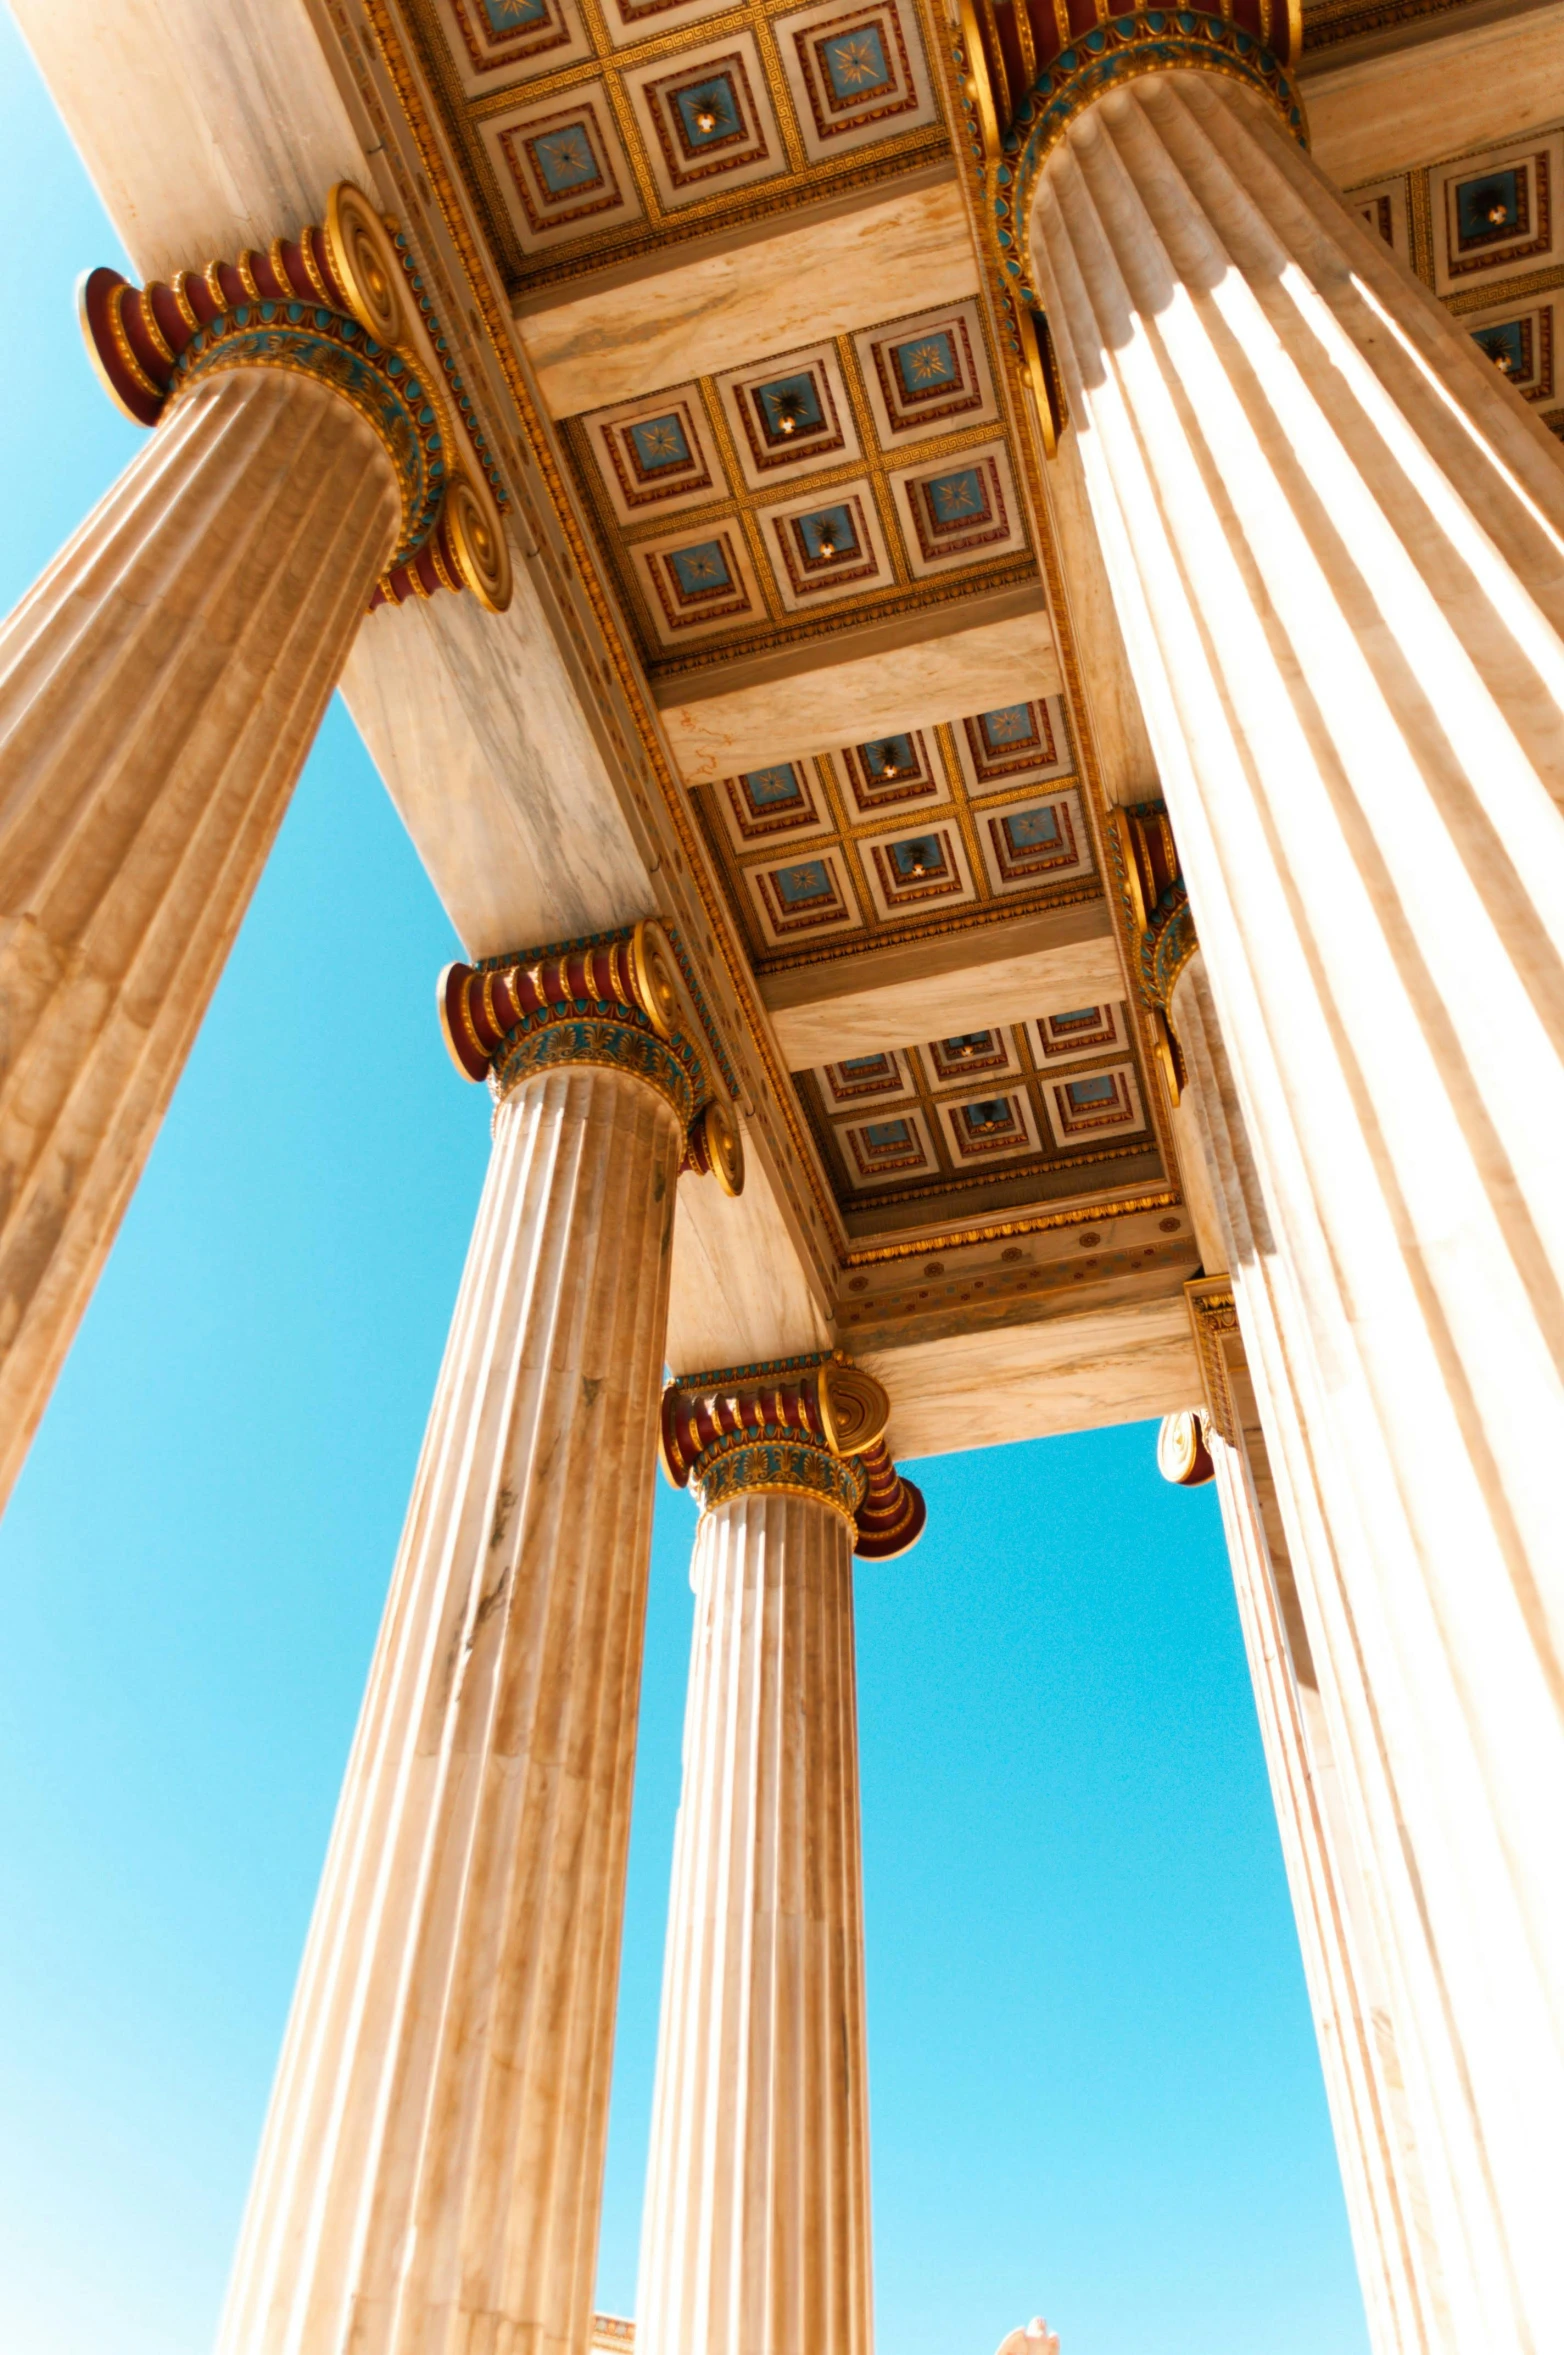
[
  {"x1": 357, "y1": 0, "x2": 854, "y2": 1261},
  {"x1": 839, "y1": 1184, "x2": 1180, "y2": 1265},
  {"x1": 353, "y1": 0, "x2": 1180, "y2": 1272}
]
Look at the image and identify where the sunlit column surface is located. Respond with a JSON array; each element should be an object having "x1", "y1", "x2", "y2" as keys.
[
  {"x1": 217, "y1": 927, "x2": 739, "y2": 2355},
  {"x1": 1165, "y1": 1271, "x2": 1450, "y2": 2355},
  {"x1": 639, "y1": 1364, "x2": 923, "y2": 2355},
  {"x1": 0, "y1": 185, "x2": 509, "y2": 1516},
  {"x1": 1023, "y1": 63, "x2": 1564, "y2": 2351},
  {"x1": 0, "y1": 365, "x2": 395, "y2": 1507}
]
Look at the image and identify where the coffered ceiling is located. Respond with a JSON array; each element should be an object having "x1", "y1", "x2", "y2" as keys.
[
  {"x1": 561, "y1": 294, "x2": 1036, "y2": 674},
  {"x1": 404, "y1": 0, "x2": 949, "y2": 291},
  {"x1": 381, "y1": 0, "x2": 1184, "y2": 1285}
]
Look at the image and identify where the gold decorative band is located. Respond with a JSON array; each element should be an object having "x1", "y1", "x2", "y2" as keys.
[
  {"x1": 662, "y1": 1353, "x2": 925, "y2": 1557},
  {"x1": 438, "y1": 919, "x2": 743, "y2": 1189},
  {"x1": 690, "y1": 1434, "x2": 867, "y2": 1524},
  {"x1": 78, "y1": 182, "x2": 512, "y2": 613}
]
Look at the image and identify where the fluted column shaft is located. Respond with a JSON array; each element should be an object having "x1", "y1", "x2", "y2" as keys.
[
  {"x1": 637, "y1": 1489, "x2": 873, "y2": 2355},
  {"x1": 1191, "y1": 1301, "x2": 1448, "y2": 2355},
  {"x1": 0, "y1": 365, "x2": 398, "y2": 1507},
  {"x1": 1029, "y1": 72, "x2": 1564, "y2": 2352},
  {"x1": 217, "y1": 1060, "x2": 683, "y2": 2355}
]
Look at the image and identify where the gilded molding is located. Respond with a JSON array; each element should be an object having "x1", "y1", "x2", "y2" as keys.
[
  {"x1": 1104, "y1": 799, "x2": 1196, "y2": 1100},
  {"x1": 954, "y1": 6, "x2": 1306, "y2": 317},
  {"x1": 1185, "y1": 1275, "x2": 1240, "y2": 1447},
  {"x1": 691, "y1": 1433, "x2": 868, "y2": 1525},
  {"x1": 493, "y1": 1012, "x2": 698, "y2": 1124},
  {"x1": 78, "y1": 182, "x2": 511, "y2": 612},
  {"x1": 439, "y1": 919, "x2": 742, "y2": 1181},
  {"x1": 661, "y1": 1354, "x2": 925, "y2": 1556}
]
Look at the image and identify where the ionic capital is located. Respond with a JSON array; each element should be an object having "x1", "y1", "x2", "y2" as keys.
[
  {"x1": 439, "y1": 919, "x2": 744, "y2": 1191},
  {"x1": 80, "y1": 183, "x2": 511, "y2": 613},
  {"x1": 661, "y1": 1354, "x2": 926, "y2": 1557},
  {"x1": 1105, "y1": 798, "x2": 1197, "y2": 1100},
  {"x1": 954, "y1": 2, "x2": 1305, "y2": 384}
]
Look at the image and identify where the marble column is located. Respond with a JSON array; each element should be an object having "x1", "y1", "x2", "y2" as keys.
[
  {"x1": 0, "y1": 183, "x2": 510, "y2": 1514},
  {"x1": 1165, "y1": 1272, "x2": 1450, "y2": 2355},
  {"x1": 638, "y1": 1363, "x2": 923, "y2": 2355},
  {"x1": 218, "y1": 924, "x2": 742, "y2": 2355},
  {"x1": 977, "y1": 28, "x2": 1564, "y2": 2344}
]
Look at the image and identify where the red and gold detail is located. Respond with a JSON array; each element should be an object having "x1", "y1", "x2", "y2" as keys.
[
  {"x1": 79, "y1": 182, "x2": 510, "y2": 613},
  {"x1": 954, "y1": 0, "x2": 1305, "y2": 320},
  {"x1": 661, "y1": 1355, "x2": 927, "y2": 1558},
  {"x1": 1106, "y1": 799, "x2": 1196, "y2": 1099},
  {"x1": 439, "y1": 919, "x2": 744, "y2": 1190}
]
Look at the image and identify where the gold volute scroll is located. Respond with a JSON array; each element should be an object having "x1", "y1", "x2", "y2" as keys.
[
  {"x1": 818, "y1": 1360, "x2": 890, "y2": 1457},
  {"x1": 323, "y1": 181, "x2": 406, "y2": 346},
  {"x1": 442, "y1": 474, "x2": 513, "y2": 613},
  {"x1": 1157, "y1": 1410, "x2": 1214, "y2": 1486},
  {"x1": 629, "y1": 918, "x2": 681, "y2": 1041},
  {"x1": 690, "y1": 1097, "x2": 745, "y2": 1197}
]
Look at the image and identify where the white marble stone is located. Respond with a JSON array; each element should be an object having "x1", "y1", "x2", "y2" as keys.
[
  {"x1": 667, "y1": 1134, "x2": 833, "y2": 1375},
  {"x1": 0, "y1": 367, "x2": 397, "y2": 1514},
  {"x1": 1306, "y1": 2, "x2": 1564, "y2": 187},
  {"x1": 659, "y1": 608, "x2": 1063, "y2": 785},
  {"x1": 637, "y1": 1485, "x2": 873, "y2": 2355},
  {"x1": 1029, "y1": 74, "x2": 1564, "y2": 2344},
  {"x1": 218, "y1": 1058, "x2": 683, "y2": 2355},
  {"x1": 766, "y1": 925, "x2": 1126, "y2": 1072},
  {"x1": 862, "y1": 1294, "x2": 1201, "y2": 1460},
  {"x1": 342, "y1": 585, "x2": 651, "y2": 960},
  {"x1": 517, "y1": 179, "x2": 979, "y2": 418},
  {"x1": 1202, "y1": 1333, "x2": 1449, "y2": 2355},
  {"x1": 11, "y1": 0, "x2": 364, "y2": 276}
]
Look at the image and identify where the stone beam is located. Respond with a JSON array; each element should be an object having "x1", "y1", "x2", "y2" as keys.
[
  {"x1": 341, "y1": 594, "x2": 651, "y2": 958},
  {"x1": 862, "y1": 1294, "x2": 1200, "y2": 1458},
  {"x1": 667, "y1": 1140, "x2": 834, "y2": 1375},
  {"x1": 1304, "y1": 0, "x2": 1564, "y2": 184},
  {"x1": 658, "y1": 598, "x2": 1061, "y2": 784},
  {"x1": 515, "y1": 176, "x2": 978, "y2": 419},
  {"x1": 762, "y1": 901, "x2": 1126, "y2": 1069}
]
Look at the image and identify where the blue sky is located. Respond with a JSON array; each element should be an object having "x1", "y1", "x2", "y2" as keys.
[{"x1": 0, "y1": 18, "x2": 1367, "y2": 2355}]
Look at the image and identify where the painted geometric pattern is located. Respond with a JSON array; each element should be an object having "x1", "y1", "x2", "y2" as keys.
[
  {"x1": 567, "y1": 304, "x2": 1032, "y2": 660},
  {"x1": 773, "y1": 0, "x2": 938, "y2": 164},
  {"x1": 700, "y1": 697, "x2": 1089, "y2": 957},
  {"x1": 1432, "y1": 135, "x2": 1562, "y2": 292},
  {"x1": 479, "y1": 85, "x2": 642, "y2": 251},
  {"x1": 796, "y1": 1004, "x2": 1153, "y2": 1202},
  {"x1": 855, "y1": 301, "x2": 998, "y2": 443},
  {"x1": 435, "y1": 0, "x2": 592, "y2": 88},
  {"x1": 890, "y1": 443, "x2": 1026, "y2": 575},
  {"x1": 430, "y1": 0, "x2": 943, "y2": 285},
  {"x1": 625, "y1": 33, "x2": 787, "y2": 208},
  {"x1": 1465, "y1": 294, "x2": 1558, "y2": 403},
  {"x1": 1346, "y1": 123, "x2": 1564, "y2": 437},
  {"x1": 952, "y1": 694, "x2": 1073, "y2": 795}
]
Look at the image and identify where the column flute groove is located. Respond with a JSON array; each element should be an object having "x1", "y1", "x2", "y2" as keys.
[
  {"x1": 217, "y1": 922, "x2": 742, "y2": 2355},
  {"x1": 0, "y1": 181, "x2": 513, "y2": 1517},
  {"x1": 640, "y1": 1361, "x2": 921, "y2": 2355}
]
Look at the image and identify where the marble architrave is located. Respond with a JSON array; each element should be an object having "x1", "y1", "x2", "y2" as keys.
[
  {"x1": 656, "y1": 605, "x2": 1062, "y2": 785},
  {"x1": 1025, "y1": 65, "x2": 1564, "y2": 2348}
]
